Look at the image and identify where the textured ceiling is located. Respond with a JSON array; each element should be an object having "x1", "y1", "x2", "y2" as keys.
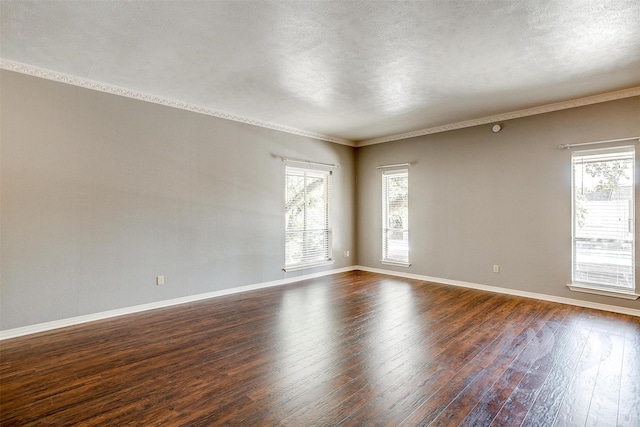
[{"x1": 1, "y1": 1, "x2": 639, "y2": 145}]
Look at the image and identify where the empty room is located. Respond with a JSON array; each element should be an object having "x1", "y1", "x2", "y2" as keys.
[{"x1": 1, "y1": 1, "x2": 639, "y2": 426}]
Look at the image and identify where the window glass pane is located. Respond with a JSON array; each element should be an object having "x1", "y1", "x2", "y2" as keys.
[
  {"x1": 382, "y1": 170, "x2": 409, "y2": 263},
  {"x1": 572, "y1": 147, "x2": 634, "y2": 289},
  {"x1": 285, "y1": 167, "x2": 331, "y2": 268},
  {"x1": 305, "y1": 176, "x2": 327, "y2": 230},
  {"x1": 285, "y1": 232, "x2": 303, "y2": 266},
  {"x1": 285, "y1": 174, "x2": 305, "y2": 231}
]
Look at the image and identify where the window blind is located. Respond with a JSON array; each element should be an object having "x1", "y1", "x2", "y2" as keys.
[
  {"x1": 572, "y1": 146, "x2": 635, "y2": 289},
  {"x1": 285, "y1": 166, "x2": 332, "y2": 270},
  {"x1": 382, "y1": 169, "x2": 409, "y2": 264}
]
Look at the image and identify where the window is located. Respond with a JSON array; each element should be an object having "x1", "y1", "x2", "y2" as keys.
[
  {"x1": 284, "y1": 166, "x2": 332, "y2": 271},
  {"x1": 572, "y1": 146, "x2": 635, "y2": 291},
  {"x1": 382, "y1": 169, "x2": 409, "y2": 266}
]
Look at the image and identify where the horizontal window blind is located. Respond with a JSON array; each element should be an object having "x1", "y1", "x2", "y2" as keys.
[
  {"x1": 572, "y1": 146, "x2": 635, "y2": 289},
  {"x1": 382, "y1": 169, "x2": 409, "y2": 264},
  {"x1": 285, "y1": 166, "x2": 331, "y2": 269}
]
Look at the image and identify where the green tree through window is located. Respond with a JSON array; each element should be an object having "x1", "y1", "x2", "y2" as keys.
[{"x1": 285, "y1": 167, "x2": 331, "y2": 270}]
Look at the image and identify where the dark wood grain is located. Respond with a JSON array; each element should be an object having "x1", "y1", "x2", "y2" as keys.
[{"x1": 1, "y1": 271, "x2": 638, "y2": 426}]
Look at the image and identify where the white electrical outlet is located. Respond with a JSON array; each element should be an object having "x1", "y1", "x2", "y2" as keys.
[
  {"x1": 156, "y1": 275, "x2": 164, "y2": 285},
  {"x1": 344, "y1": 250, "x2": 350, "y2": 257},
  {"x1": 493, "y1": 265, "x2": 500, "y2": 273}
]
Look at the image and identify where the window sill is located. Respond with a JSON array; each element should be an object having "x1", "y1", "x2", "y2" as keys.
[
  {"x1": 283, "y1": 260, "x2": 334, "y2": 272},
  {"x1": 380, "y1": 260, "x2": 411, "y2": 268},
  {"x1": 567, "y1": 283, "x2": 640, "y2": 300}
]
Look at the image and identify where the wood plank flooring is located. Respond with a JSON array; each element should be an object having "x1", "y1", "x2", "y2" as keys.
[{"x1": 1, "y1": 270, "x2": 639, "y2": 426}]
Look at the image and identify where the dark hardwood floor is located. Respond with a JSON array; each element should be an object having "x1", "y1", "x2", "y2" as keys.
[{"x1": 1, "y1": 270, "x2": 639, "y2": 426}]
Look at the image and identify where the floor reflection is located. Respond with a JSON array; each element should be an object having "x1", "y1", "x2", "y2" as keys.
[
  {"x1": 272, "y1": 283, "x2": 339, "y2": 401},
  {"x1": 363, "y1": 280, "x2": 425, "y2": 388}
]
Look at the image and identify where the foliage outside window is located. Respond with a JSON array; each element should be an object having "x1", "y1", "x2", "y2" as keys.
[
  {"x1": 382, "y1": 169, "x2": 409, "y2": 265},
  {"x1": 285, "y1": 166, "x2": 332, "y2": 271},
  {"x1": 572, "y1": 147, "x2": 635, "y2": 290}
]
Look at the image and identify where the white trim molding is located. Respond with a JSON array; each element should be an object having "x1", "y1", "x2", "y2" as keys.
[
  {"x1": 380, "y1": 260, "x2": 411, "y2": 268},
  {"x1": 0, "y1": 59, "x2": 354, "y2": 147},
  {"x1": 567, "y1": 283, "x2": 640, "y2": 300},
  {"x1": 357, "y1": 87, "x2": 640, "y2": 146},
  {"x1": 356, "y1": 266, "x2": 640, "y2": 317},
  {"x1": 2, "y1": 59, "x2": 638, "y2": 149},
  {"x1": 283, "y1": 260, "x2": 335, "y2": 272},
  {"x1": 3, "y1": 265, "x2": 639, "y2": 340},
  {"x1": 0, "y1": 266, "x2": 358, "y2": 340}
]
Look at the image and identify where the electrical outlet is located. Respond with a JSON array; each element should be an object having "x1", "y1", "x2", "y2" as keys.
[
  {"x1": 344, "y1": 250, "x2": 350, "y2": 257},
  {"x1": 493, "y1": 265, "x2": 500, "y2": 273},
  {"x1": 156, "y1": 275, "x2": 164, "y2": 285}
]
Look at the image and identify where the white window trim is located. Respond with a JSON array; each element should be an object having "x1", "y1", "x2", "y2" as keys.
[
  {"x1": 569, "y1": 145, "x2": 637, "y2": 297},
  {"x1": 567, "y1": 283, "x2": 639, "y2": 300},
  {"x1": 381, "y1": 168, "x2": 409, "y2": 266},
  {"x1": 284, "y1": 165, "x2": 333, "y2": 271},
  {"x1": 283, "y1": 259, "x2": 334, "y2": 273},
  {"x1": 380, "y1": 260, "x2": 412, "y2": 268}
]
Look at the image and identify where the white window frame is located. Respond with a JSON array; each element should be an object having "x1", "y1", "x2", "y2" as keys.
[
  {"x1": 284, "y1": 165, "x2": 333, "y2": 272},
  {"x1": 568, "y1": 145, "x2": 639, "y2": 299},
  {"x1": 381, "y1": 168, "x2": 410, "y2": 267}
]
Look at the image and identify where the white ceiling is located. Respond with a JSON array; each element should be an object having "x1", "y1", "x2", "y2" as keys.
[{"x1": 1, "y1": 1, "x2": 639, "y2": 146}]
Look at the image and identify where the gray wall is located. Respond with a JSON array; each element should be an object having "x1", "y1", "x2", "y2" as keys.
[
  {"x1": 2, "y1": 68, "x2": 638, "y2": 331},
  {"x1": 357, "y1": 96, "x2": 640, "y2": 311},
  {"x1": 0, "y1": 70, "x2": 357, "y2": 330}
]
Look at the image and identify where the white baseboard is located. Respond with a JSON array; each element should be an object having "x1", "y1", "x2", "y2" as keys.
[
  {"x1": 3, "y1": 264, "x2": 638, "y2": 340},
  {"x1": 355, "y1": 265, "x2": 640, "y2": 317},
  {"x1": 0, "y1": 266, "x2": 358, "y2": 340}
]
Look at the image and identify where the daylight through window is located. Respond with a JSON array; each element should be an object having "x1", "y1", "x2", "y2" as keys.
[
  {"x1": 572, "y1": 146, "x2": 635, "y2": 289},
  {"x1": 382, "y1": 169, "x2": 409, "y2": 265},
  {"x1": 285, "y1": 166, "x2": 332, "y2": 271}
]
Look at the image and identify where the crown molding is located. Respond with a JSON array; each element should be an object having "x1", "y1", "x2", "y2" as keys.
[
  {"x1": 0, "y1": 59, "x2": 355, "y2": 147},
  {"x1": 3, "y1": 59, "x2": 638, "y2": 149},
  {"x1": 357, "y1": 86, "x2": 640, "y2": 147}
]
